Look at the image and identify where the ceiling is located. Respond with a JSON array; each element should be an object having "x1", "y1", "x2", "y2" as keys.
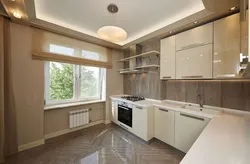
[{"x1": 34, "y1": 0, "x2": 205, "y2": 46}]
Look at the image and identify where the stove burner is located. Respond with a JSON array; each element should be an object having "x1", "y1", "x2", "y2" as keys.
[{"x1": 121, "y1": 96, "x2": 145, "y2": 102}]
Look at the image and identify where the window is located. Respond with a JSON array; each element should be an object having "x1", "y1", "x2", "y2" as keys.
[{"x1": 44, "y1": 45, "x2": 105, "y2": 105}]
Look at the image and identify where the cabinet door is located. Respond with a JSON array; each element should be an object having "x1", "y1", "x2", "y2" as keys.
[
  {"x1": 175, "y1": 112, "x2": 210, "y2": 153},
  {"x1": 132, "y1": 105, "x2": 147, "y2": 141},
  {"x1": 111, "y1": 100, "x2": 118, "y2": 124},
  {"x1": 176, "y1": 44, "x2": 212, "y2": 79},
  {"x1": 154, "y1": 107, "x2": 175, "y2": 147},
  {"x1": 160, "y1": 36, "x2": 176, "y2": 79},
  {"x1": 176, "y1": 23, "x2": 213, "y2": 51},
  {"x1": 214, "y1": 13, "x2": 241, "y2": 78}
]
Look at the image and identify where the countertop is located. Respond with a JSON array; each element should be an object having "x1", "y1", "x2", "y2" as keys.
[
  {"x1": 180, "y1": 113, "x2": 250, "y2": 164},
  {"x1": 110, "y1": 95, "x2": 162, "y2": 108},
  {"x1": 110, "y1": 95, "x2": 250, "y2": 164}
]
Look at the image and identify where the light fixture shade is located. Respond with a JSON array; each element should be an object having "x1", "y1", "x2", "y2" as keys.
[{"x1": 97, "y1": 26, "x2": 127, "y2": 42}]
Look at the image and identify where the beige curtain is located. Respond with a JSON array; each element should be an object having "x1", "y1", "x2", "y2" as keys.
[
  {"x1": 31, "y1": 29, "x2": 113, "y2": 68},
  {"x1": 0, "y1": 16, "x2": 18, "y2": 163}
]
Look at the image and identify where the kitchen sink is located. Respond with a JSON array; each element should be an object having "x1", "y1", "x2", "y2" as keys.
[{"x1": 180, "y1": 105, "x2": 222, "y2": 116}]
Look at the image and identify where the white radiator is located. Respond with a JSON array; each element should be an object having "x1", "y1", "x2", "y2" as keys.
[{"x1": 69, "y1": 108, "x2": 90, "y2": 128}]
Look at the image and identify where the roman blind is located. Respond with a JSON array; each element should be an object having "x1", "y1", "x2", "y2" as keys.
[{"x1": 31, "y1": 28, "x2": 112, "y2": 68}]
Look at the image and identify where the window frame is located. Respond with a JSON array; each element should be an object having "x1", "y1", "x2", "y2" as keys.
[
  {"x1": 44, "y1": 44, "x2": 106, "y2": 106},
  {"x1": 44, "y1": 62, "x2": 105, "y2": 106}
]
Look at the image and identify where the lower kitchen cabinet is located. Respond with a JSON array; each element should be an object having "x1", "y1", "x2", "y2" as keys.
[
  {"x1": 111, "y1": 100, "x2": 118, "y2": 123},
  {"x1": 132, "y1": 105, "x2": 154, "y2": 141},
  {"x1": 154, "y1": 107, "x2": 175, "y2": 147},
  {"x1": 174, "y1": 112, "x2": 210, "y2": 153}
]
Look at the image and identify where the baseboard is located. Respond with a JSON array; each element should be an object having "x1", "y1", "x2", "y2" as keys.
[
  {"x1": 18, "y1": 139, "x2": 45, "y2": 152},
  {"x1": 104, "y1": 120, "x2": 111, "y2": 125},
  {"x1": 45, "y1": 120, "x2": 105, "y2": 140}
]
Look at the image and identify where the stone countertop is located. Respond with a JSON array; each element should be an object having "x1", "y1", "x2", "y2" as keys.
[
  {"x1": 110, "y1": 95, "x2": 161, "y2": 108},
  {"x1": 180, "y1": 113, "x2": 250, "y2": 164},
  {"x1": 110, "y1": 95, "x2": 250, "y2": 164}
]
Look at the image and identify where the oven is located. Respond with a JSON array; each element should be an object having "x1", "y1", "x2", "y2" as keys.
[{"x1": 118, "y1": 101, "x2": 132, "y2": 128}]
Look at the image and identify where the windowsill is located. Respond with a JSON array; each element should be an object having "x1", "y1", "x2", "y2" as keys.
[{"x1": 44, "y1": 99, "x2": 106, "y2": 111}]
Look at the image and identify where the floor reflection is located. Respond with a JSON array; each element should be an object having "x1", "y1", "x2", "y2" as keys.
[{"x1": 3, "y1": 124, "x2": 185, "y2": 164}]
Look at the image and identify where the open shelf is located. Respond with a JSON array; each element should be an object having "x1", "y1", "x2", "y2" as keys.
[
  {"x1": 118, "y1": 51, "x2": 160, "y2": 62},
  {"x1": 118, "y1": 65, "x2": 160, "y2": 74}
]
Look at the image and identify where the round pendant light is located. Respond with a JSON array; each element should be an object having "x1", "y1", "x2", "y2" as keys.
[
  {"x1": 98, "y1": 26, "x2": 127, "y2": 42},
  {"x1": 97, "y1": 4, "x2": 127, "y2": 43}
]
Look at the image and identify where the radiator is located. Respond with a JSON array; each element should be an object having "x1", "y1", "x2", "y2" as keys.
[{"x1": 69, "y1": 108, "x2": 90, "y2": 128}]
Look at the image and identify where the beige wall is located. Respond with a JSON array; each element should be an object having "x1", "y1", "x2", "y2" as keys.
[
  {"x1": 10, "y1": 23, "x2": 44, "y2": 146},
  {"x1": 44, "y1": 103, "x2": 105, "y2": 135},
  {"x1": 0, "y1": 16, "x2": 4, "y2": 163},
  {"x1": 8, "y1": 22, "x2": 124, "y2": 145},
  {"x1": 105, "y1": 50, "x2": 124, "y2": 122}
]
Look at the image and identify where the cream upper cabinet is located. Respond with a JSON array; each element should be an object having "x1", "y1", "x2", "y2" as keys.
[
  {"x1": 154, "y1": 107, "x2": 175, "y2": 147},
  {"x1": 175, "y1": 112, "x2": 210, "y2": 153},
  {"x1": 160, "y1": 36, "x2": 176, "y2": 79},
  {"x1": 176, "y1": 44, "x2": 213, "y2": 79},
  {"x1": 214, "y1": 13, "x2": 242, "y2": 78},
  {"x1": 176, "y1": 23, "x2": 213, "y2": 51}
]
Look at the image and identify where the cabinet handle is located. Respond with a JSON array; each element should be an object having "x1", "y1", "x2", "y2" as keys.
[
  {"x1": 180, "y1": 113, "x2": 204, "y2": 121},
  {"x1": 163, "y1": 76, "x2": 171, "y2": 79},
  {"x1": 159, "y1": 108, "x2": 168, "y2": 112},
  {"x1": 179, "y1": 42, "x2": 206, "y2": 51},
  {"x1": 136, "y1": 106, "x2": 143, "y2": 110},
  {"x1": 181, "y1": 75, "x2": 203, "y2": 79}
]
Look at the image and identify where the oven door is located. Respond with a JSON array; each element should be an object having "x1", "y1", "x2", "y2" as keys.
[{"x1": 118, "y1": 105, "x2": 132, "y2": 128}]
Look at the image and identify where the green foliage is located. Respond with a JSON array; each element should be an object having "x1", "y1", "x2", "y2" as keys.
[
  {"x1": 80, "y1": 67, "x2": 98, "y2": 98},
  {"x1": 49, "y1": 62, "x2": 74, "y2": 100},
  {"x1": 49, "y1": 62, "x2": 98, "y2": 101}
]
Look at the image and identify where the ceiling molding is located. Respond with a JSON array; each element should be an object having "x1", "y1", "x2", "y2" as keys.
[
  {"x1": 24, "y1": 0, "x2": 36, "y2": 20},
  {"x1": 122, "y1": 9, "x2": 214, "y2": 49},
  {"x1": 29, "y1": 19, "x2": 122, "y2": 50},
  {"x1": 202, "y1": 0, "x2": 240, "y2": 12}
]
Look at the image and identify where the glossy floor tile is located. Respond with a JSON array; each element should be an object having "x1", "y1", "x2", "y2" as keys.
[{"x1": 3, "y1": 124, "x2": 185, "y2": 164}]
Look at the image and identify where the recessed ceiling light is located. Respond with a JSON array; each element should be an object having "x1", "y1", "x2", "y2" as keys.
[
  {"x1": 229, "y1": 7, "x2": 237, "y2": 11},
  {"x1": 193, "y1": 21, "x2": 198, "y2": 24},
  {"x1": 13, "y1": 11, "x2": 22, "y2": 19},
  {"x1": 169, "y1": 31, "x2": 173, "y2": 34}
]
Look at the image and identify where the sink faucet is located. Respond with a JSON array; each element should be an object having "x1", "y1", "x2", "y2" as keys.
[{"x1": 197, "y1": 94, "x2": 204, "y2": 108}]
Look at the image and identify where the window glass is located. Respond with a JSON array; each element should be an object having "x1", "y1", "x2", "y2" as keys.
[
  {"x1": 49, "y1": 62, "x2": 74, "y2": 101},
  {"x1": 50, "y1": 44, "x2": 75, "y2": 56},
  {"x1": 82, "y1": 50, "x2": 99, "y2": 60},
  {"x1": 80, "y1": 66, "x2": 100, "y2": 99}
]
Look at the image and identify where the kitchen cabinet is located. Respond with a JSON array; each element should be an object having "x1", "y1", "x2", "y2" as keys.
[
  {"x1": 176, "y1": 44, "x2": 213, "y2": 79},
  {"x1": 160, "y1": 36, "x2": 176, "y2": 79},
  {"x1": 213, "y1": 13, "x2": 248, "y2": 78},
  {"x1": 154, "y1": 107, "x2": 175, "y2": 147},
  {"x1": 176, "y1": 23, "x2": 213, "y2": 51},
  {"x1": 111, "y1": 100, "x2": 118, "y2": 124},
  {"x1": 174, "y1": 112, "x2": 210, "y2": 153},
  {"x1": 132, "y1": 105, "x2": 154, "y2": 141}
]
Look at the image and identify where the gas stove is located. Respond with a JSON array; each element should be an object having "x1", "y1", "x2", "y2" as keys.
[{"x1": 121, "y1": 96, "x2": 145, "y2": 102}]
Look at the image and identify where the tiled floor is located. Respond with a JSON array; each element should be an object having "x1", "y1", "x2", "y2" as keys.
[{"x1": 3, "y1": 124, "x2": 185, "y2": 164}]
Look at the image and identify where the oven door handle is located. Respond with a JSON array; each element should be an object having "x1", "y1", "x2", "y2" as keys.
[{"x1": 118, "y1": 106, "x2": 130, "y2": 110}]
